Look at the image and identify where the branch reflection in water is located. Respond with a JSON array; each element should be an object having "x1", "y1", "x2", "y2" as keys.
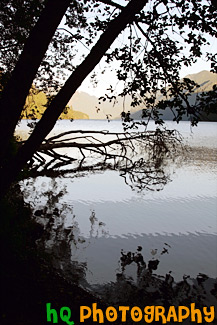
[
  {"x1": 30, "y1": 201, "x2": 217, "y2": 313},
  {"x1": 24, "y1": 128, "x2": 183, "y2": 192},
  {"x1": 19, "y1": 126, "x2": 217, "y2": 318}
]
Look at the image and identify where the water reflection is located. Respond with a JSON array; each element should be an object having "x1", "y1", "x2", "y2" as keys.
[
  {"x1": 19, "y1": 124, "x2": 217, "y2": 315},
  {"x1": 32, "y1": 204, "x2": 217, "y2": 324},
  {"x1": 94, "y1": 247, "x2": 216, "y2": 310},
  {"x1": 33, "y1": 200, "x2": 217, "y2": 311},
  {"x1": 25, "y1": 127, "x2": 186, "y2": 194}
]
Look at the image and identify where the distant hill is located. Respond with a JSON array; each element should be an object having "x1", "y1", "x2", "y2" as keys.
[
  {"x1": 67, "y1": 70, "x2": 217, "y2": 121},
  {"x1": 185, "y1": 70, "x2": 217, "y2": 92},
  {"x1": 22, "y1": 87, "x2": 89, "y2": 120},
  {"x1": 130, "y1": 70, "x2": 217, "y2": 121},
  {"x1": 68, "y1": 91, "x2": 123, "y2": 120},
  {"x1": 22, "y1": 71, "x2": 216, "y2": 121},
  {"x1": 67, "y1": 90, "x2": 143, "y2": 120}
]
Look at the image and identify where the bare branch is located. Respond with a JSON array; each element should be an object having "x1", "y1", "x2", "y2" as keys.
[
  {"x1": 57, "y1": 28, "x2": 90, "y2": 51},
  {"x1": 99, "y1": 0, "x2": 123, "y2": 10},
  {"x1": 23, "y1": 128, "x2": 183, "y2": 192}
]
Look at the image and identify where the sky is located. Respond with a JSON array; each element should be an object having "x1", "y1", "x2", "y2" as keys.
[
  {"x1": 60, "y1": 0, "x2": 217, "y2": 98},
  {"x1": 79, "y1": 58, "x2": 216, "y2": 97},
  {"x1": 79, "y1": 34, "x2": 216, "y2": 98}
]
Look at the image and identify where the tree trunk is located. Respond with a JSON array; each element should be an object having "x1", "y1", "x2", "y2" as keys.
[
  {"x1": 0, "y1": 0, "x2": 71, "y2": 161},
  {"x1": 0, "y1": 0, "x2": 148, "y2": 198}
]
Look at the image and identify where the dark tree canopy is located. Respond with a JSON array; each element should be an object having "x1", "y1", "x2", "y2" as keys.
[
  {"x1": 0, "y1": 0, "x2": 216, "y2": 197},
  {"x1": 1, "y1": 0, "x2": 216, "y2": 93}
]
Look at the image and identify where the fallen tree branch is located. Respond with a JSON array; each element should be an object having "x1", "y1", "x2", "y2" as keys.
[{"x1": 21, "y1": 128, "x2": 183, "y2": 192}]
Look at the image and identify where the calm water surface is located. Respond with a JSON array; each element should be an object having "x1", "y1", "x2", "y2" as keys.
[{"x1": 18, "y1": 120, "x2": 217, "y2": 303}]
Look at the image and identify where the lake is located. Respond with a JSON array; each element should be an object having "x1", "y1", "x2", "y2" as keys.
[{"x1": 17, "y1": 120, "x2": 217, "y2": 307}]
